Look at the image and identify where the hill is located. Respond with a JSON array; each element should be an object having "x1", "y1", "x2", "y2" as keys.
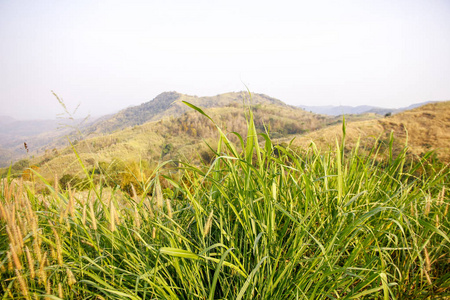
[
  {"x1": 286, "y1": 101, "x2": 450, "y2": 162},
  {"x1": 299, "y1": 101, "x2": 436, "y2": 116},
  {"x1": 0, "y1": 118, "x2": 92, "y2": 167},
  {"x1": 83, "y1": 91, "x2": 287, "y2": 135},
  {"x1": 10, "y1": 99, "x2": 337, "y2": 182},
  {"x1": 3, "y1": 92, "x2": 443, "y2": 182},
  {"x1": 0, "y1": 92, "x2": 297, "y2": 168},
  {"x1": 0, "y1": 115, "x2": 17, "y2": 125}
]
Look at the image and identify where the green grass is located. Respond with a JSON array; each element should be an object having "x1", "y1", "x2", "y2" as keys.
[{"x1": 1, "y1": 102, "x2": 449, "y2": 299}]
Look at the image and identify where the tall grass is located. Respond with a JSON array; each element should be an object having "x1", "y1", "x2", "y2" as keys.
[{"x1": 0, "y1": 102, "x2": 449, "y2": 299}]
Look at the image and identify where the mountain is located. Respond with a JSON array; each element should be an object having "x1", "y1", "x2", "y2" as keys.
[
  {"x1": 299, "y1": 101, "x2": 436, "y2": 116},
  {"x1": 0, "y1": 115, "x2": 17, "y2": 125},
  {"x1": 286, "y1": 101, "x2": 450, "y2": 162},
  {"x1": 83, "y1": 91, "x2": 286, "y2": 135},
  {"x1": 1, "y1": 91, "x2": 290, "y2": 168},
  {"x1": 2, "y1": 91, "x2": 442, "y2": 175},
  {"x1": 299, "y1": 105, "x2": 375, "y2": 116},
  {"x1": 2, "y1": 93, "x2": 339, "y2": 179}
]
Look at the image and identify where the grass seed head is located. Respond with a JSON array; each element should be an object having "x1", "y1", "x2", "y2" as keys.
[
  {"x1": 110, "y1": 200, "x2": 116, "y2": 232},
  {"x1": 66, "y1": 268, "x2": 76, "y2": 286},
  {"x1": 25, "y1": 246, "x2": 35, "y2": 279},
  {"x1": 82, "y1": 204, "x2": 87, "y2": 226},
  {"x1": 58, "y1": 283, "x2": 63, "y2": 299},
  {"x1": 15, "y1": 223, "x2": 25, "y2": 250},
  {"x1": 133, "y1": 204, "x2": 140, "y2": 229},
  {"x1": 155, "y1": 183, "x2": 163, "y2": 208},
  {"x1": 89, "y1": 200, "x2": 97, "y2": 230},
  {"x1": 424, "y1": 247, "x2": 432, "y2": 273},
  {"x1": 0, "y1": 199, "x2": 7, "y2": 221},
  {"x1": 166, "y1": 198, "x2": 173, "y2": 219},
  {"x1": 31, "y1": 215, "x2": 38, "y2": 239},
  {"x1": 7, "y1": 251, "x2": 13, "y2": 272},
  {"x1": 131, "y1": 183, "x2": 138, "y2": 202},
  {"x1": 38, "y1": 252, "x2": 48, "y2": 285},
  {"x1": 68, "y1": 184, "x2": 75, "y2": 218},
  {"x1": 203, "y1": 210, "x2": 214, "y2": 237},
  {"x1": 32, "y1": 239, "x2": 42, "y2": 265},
  {"x1": 438, "y1": 186, "x2": 445, "y2": 205},
  {"x1": 10, "y1": 244, "x2": 22, "y2": 270},
  {"x1": 15, "y1": 269, "x2": 29, "y2": 300},
  {"x1": 45, "y1": 280, "x2": 51, "y2": 296},
  {"x1": 6, "y1": 225, "x2": 16, "y2": 248},
  {"x1": 424, "y1": 196, "x2": 431, "y2": 216}
]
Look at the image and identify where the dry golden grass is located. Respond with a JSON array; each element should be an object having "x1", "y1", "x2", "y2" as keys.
[
  {"x1": 286, "y1": 101, "x2": 450, "y2": 162},
  {"x1": 5, "y1": 100, "x2": 448, "y2": 186},
  {"x1": 13, "y1": 102, "x2": 335, "y2": 182}
]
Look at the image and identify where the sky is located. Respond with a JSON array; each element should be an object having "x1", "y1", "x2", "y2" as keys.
[{"x1": 1, "y1": 0, "x2": 450, "y2": 120}]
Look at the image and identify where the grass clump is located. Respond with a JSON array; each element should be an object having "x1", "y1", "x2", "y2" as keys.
[{"x1": 0, "y1": 101, "x2": 449, "y2": 299}]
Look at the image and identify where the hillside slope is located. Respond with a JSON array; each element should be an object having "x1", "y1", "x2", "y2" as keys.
[
  {"x1": 8, "y1": 101, "x2": 335, "y2": 180},
  {"x1": 0, "y1": 92, "x2": 285, "y2": 167},
  {"x1": 84, "y1": 91, "x2": 286, "y2": 135},
  {"x1": 286, "y1": 101, "x2": 450, "y2": 161}
]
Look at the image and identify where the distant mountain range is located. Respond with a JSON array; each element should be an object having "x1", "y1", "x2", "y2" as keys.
[
  {"x1": 0, "y1": 115, "x2": 18, "y2": 125},
  {"x1": 298, "y1": 101, "x2": 436, "y2": 116},
  {"x1": 0, "y1": 116, "x2": 94, "y2": 167}
]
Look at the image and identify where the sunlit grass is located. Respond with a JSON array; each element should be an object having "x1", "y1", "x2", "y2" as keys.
[{"x1": 1, "y1": 102, "x2": 449, "y2": 299}]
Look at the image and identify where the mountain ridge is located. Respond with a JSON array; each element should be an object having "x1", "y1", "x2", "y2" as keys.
[
  {"x1": 0, "y1": 91, "x2": 291, "y2": 167},
  {"x1": 83, "y1": 91, "x2": 287, "y2": 135},
  {"x1": 299, "y1": 101, "x2": 437, "y2": 116}
]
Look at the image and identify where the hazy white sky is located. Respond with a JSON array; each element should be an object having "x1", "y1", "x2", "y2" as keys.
[{"x1": 1, "y1": 0, "x2": 449, "y2": 120}]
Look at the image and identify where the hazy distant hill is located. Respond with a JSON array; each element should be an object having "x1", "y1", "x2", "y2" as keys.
[
  {"x1": 0, "y1": 115, "x2": 17, "y2": 125},
  {"x1": 299, "y1": 101, "x2": 436, "y2": 116},
  {"x1": 0, "y1": 118, "x2": 92, "y2": 167}
]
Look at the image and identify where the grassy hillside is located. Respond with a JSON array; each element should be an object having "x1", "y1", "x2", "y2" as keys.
[
  {"x1": 0, "y1": 91, "x2": 319, "y2": 168},
  {"x1": 84, "y1": 91, "x2": 287, "y2": 135},
  {"x1": 3, "y1": 96, "x2": 447, "y2": 194},
  {"x1": 285, "y1": 101, "x2": 450, "y2": 162},
  {"x1": 1, "y1": 105, "x2": 448, "y2": 299},
  {"x1": 5, "y1": 101, "x2": 337, "y2": 185}
]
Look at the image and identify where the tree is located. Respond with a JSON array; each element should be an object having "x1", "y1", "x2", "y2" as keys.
[{"x1": 162, "y1": 143, "x2": 174, "y2": 157}]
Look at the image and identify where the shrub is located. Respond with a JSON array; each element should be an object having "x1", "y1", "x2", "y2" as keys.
[{"x1": 59, "y1": 173, "x2": 81, "y2": 190}]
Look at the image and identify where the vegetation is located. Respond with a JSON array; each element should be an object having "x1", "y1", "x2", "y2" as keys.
[
  {"x1": 287, "y1": 101, "x2": 450, "y2": 163},
  {"x1": 82, "y1": 91, "x2": 288, "y2": 136},
  {"x1": 1, "y1": 101, "x2": 449, "y2": 299},
  {"x1": 1, "y1": 100, "x2": 338, "y2": 182},
  {"x1": 0, "y1": 91, "x2": 383, "y2": 169}
]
